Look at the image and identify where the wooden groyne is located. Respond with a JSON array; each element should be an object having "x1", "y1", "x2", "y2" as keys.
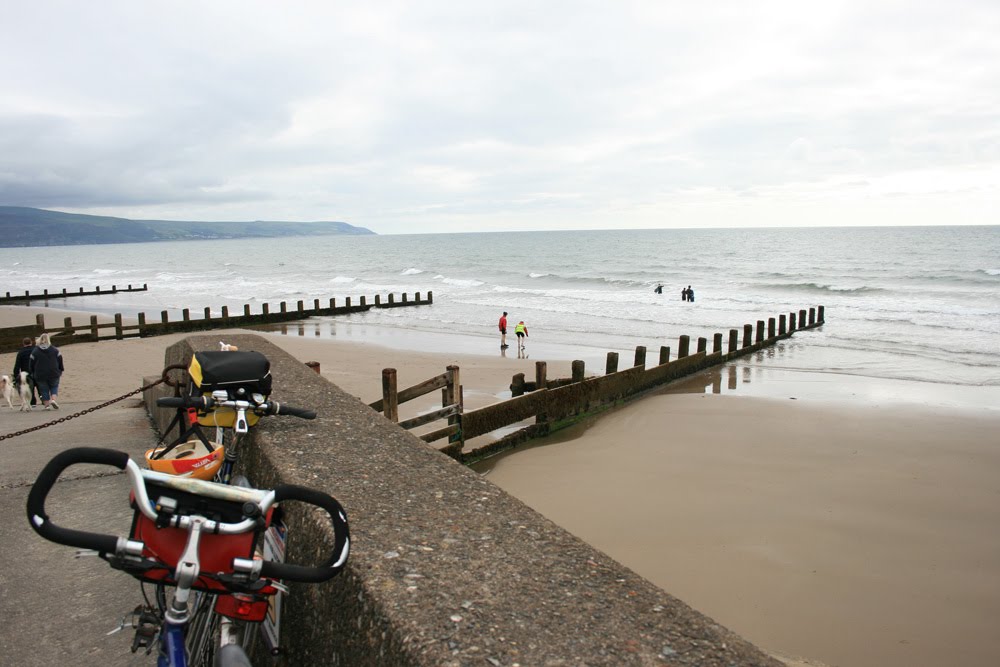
[
  {"x1": 0, "y1": 291, "x2": 432, "y2": 352},
  {"x1": 436, "y1": 305, "x2": 824, "y2": 463},
  {"x1": 0, "y1": 283, "x2": 148, "y2": 303}
]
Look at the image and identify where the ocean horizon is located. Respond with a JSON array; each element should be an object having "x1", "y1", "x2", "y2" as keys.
[{"x1": 3, "y1": 225, "x2": 998, "y2": 402}]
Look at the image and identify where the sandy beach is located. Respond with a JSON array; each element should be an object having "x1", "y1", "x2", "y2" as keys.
[{"x1": 3, "y1": 304, "x2": 998, "y2": 667}]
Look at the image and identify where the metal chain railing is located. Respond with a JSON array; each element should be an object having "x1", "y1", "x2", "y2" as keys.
[{"x1": 0, "y1": 365, "x2": 187, "y2": 442}]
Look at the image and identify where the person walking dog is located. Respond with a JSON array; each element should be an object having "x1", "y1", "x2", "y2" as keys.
[
  {"x1": 29, "y1": 333, "x2": 64, "y2": 410},
  {"x1": 13, "y1": 336, "x2": 38, "y2": 407}
]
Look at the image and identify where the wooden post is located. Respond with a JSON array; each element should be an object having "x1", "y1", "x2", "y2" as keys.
[
  {"x1": 161, "y1": 310, "x2": 169, "y2": 325},
  {"x1": 297, "y1": 300, "x2": 304, "y2": 314},
  {"x1": 678, "y1": 335, "x2": 690, "y2": 358},
  {"x1": 262, "y1": 303, "x2": 270, "y2": 316},
  {"x1": 63, "y1": 316, "x2": 73, "y2": 330},
  {"x1": 768, "y1": 317, "x2": 776, "y2": 339},
  {"x1": 415, "y1": 292, "x2": 421, "y2": 302},
  {"x1": 346, "y1": 297, "x2": 352, "y2": 308},
  {"x1": 743, "y1": 324, "x2": 752, "y2": 348},
  {"x1": 204, "y1": 307, "x2": 211, "y2": 320},
  {"x1": 375, "y1": 294, "x2": 381, "y2": 306},
  {"x1": 182, "y1": 308, "x2": 190, "y2": 322},
  {"x1": 511, "y1": 372, "x2": 526, "y2": 397},
  {"x1": 138, "y1": 312, "x2": 146, "y2": 336},
  {"x1": 789, "y1": 311, "x2": 797, "y2": 332},
  {"x1": 606, "y1": 352, "x2": 619, "y2": 374},
  {"x1": 222, "y1": 306, "x2": 229, "y2": 320},
  {"x1": 62, "y1": 288, "x2": 67, "y2": 295},
  {"x1": 779, "y1": 314, "x2": 786, "y2": 335},
  {"x1": 402, "y1": 293, "x2": 408, "y2": 303},
  {"x1": 634, "y1": 345, "x2": 646, "y2": 367},
  {"x1": 728, "y1": 329, "x2": 738, "y2": 354},
  {"x1": 427, "y1": 291, "x2": 433, "y2": 303},
  {"x1": 535, "y1": 361, "x2": 547, "y2": 389},
  {"x1": 713, "y1": 333, "x2": 723, "y2": 354},
  {"x1": 697, "y1": 337, "x2": 707, "y2": 353},
  {"x1": 112, "y1": 284, "x2": 117, "y2": 292},
  {"x1": 572, "y1": 360, "x2": 586, "y2": 382},
  {"x1": 446, "y1": 365, "x2": 462, "y2": 444},
  {"x1": 818, "y1": 305, "x2": 825, "y2": 323},
  {"x1": 280, "y1": 302, "x2": 287, "y2": 314},
  {"x1": 43, "y1": 289, "x2": 48, "y2": 296},
  {"x1": 314, "y1": 298, "x2": 321, "y2": 312},
  {"x1": 90, "y1": 316, "x2": 99, "y2": 340},
  {"x1": 36, "y1": 313, "x2": 45, "y2": 330},
  {"x1": 756, "y1": 320, "x2": 765, "y2": 344},
  {"x1": 381, "y1": 369, "x2": 399, "y2": 422},
  {"x1": 359, "y1": 296, "x2": 366, "y2": 307},
  {"x1": 799, "y1": 309, "x2": 807, "y2": 328},
  {"x1": 114, "y1": 313, "x2": 124, "y2": 340},
  {"x1": 809, "y1": 307, "x2": 816, "y2": 326},
  {"x1": 388, "y1": 293, "x2": 395, "y2": 304},
  {"x1": 659, "y1": 346, "x2": 670, "y2": 365},
  {"x1": 329, "y1": 298, "x2": 336, "y2": 310}
]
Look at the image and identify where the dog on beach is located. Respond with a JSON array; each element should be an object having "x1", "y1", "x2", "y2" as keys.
[
  {"x1": 219, "y1": 341, "x2": 239, "y2": 351},
  {"x1": 17, "y1": 371, "x2": 33, "y2": 411},
  {"x1": 0, "y1": 375, "x2": 12, "y2": 409}
]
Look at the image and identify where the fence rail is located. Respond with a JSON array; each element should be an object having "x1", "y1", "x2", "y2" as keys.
[
  {"x1": 370, "y1": 365, "x2": 463, "y2": 445},
  {"x1": 0, "y1": 291, "x2": 433, "y2": 352}
]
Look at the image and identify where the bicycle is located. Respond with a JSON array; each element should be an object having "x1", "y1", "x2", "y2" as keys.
[
  {"x1": 26, "y1": 447, "x2": 350, "y2": 667},
  {"x1": 145, "y1": 349, "x2": 320, "y2": 661}
]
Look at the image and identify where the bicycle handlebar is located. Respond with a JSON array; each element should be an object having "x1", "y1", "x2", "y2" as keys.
[
  {"x1": 26, "y1": 447, "x2": 132, "y2": 555},
  {"x1": 156, "y1": 395, "x2": 316, "y2": 420},
  {"x1": 26, "y1": 447, "x2": 350, "y2": 585},
  {"x1": 255, "y1": 484, "x2": 350, "y2": 583}
]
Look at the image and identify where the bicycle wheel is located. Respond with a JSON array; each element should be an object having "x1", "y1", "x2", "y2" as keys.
[{"x1": 185, "y1": 590, "x2": 220, "y2": 666}]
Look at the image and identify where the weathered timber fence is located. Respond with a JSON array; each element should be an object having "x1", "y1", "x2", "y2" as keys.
[
  {"x1": 0, "y1": 283, "x2": 148, "y2": 303},
  {"x1": 368, "y1": 366, "x2": 463, "y2": 445},
  {"x1": 447, "y1": 305, "x2": 825, "y2": 464},
  {"x1": 0, "y1": 291, "x2": 433, "y2": 352}
]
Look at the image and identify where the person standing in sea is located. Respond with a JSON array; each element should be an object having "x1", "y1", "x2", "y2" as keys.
[
  {"x1": 514, "y1": 320, "x2": 529, "y2": 350},
  {"x1": 498, "y1": 311, "x2": 508, "y2": 348},
  {"x1": 29, "y1": 333, "x2": 64, "y2": 410}
]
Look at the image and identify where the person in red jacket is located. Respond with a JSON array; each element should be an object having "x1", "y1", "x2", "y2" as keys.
[{"x1": 498, "y1": 311, "x2": 508, "y2": 348}]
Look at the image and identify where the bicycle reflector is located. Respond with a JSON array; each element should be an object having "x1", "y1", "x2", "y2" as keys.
[{"x1": 144, "y1": 440, "x2": 224, "y2": 480}]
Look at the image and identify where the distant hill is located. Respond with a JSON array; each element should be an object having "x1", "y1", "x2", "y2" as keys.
[{"x1": 0, "y1": 207, "x2": 375, "y2": 247}]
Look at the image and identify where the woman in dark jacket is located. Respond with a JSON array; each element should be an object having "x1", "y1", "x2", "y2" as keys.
[
  {"x1": 29, "y1": 333, "x2": 64, "y2": 410},
  {"x1": 12, "y1": 336, "x2": 37, "y2": 407}
]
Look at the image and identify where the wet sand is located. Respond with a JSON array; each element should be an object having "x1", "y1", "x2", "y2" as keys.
[{"x1": 4, "y1": 305, "x2": 999, "y2": 667}]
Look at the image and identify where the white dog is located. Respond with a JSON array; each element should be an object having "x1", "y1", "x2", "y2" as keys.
[
  {"x1": 219, "y1": 341, "x2": 239, "y2": 351},
  {"x1": 0, "y1": 375, "x2": 12, "y2": 409},
  {"x1": 17, "y1": 371, "x2": 33, "y2": 411}
]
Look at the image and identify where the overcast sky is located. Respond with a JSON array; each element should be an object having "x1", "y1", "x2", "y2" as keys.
[{"x1": 2, "y1": 1, "x2": 998, "y2": 234}]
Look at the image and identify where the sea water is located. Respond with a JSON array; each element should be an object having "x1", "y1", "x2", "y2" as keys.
[{"x1": 2, "y1": 226, "x2": 998, "y2": 389}]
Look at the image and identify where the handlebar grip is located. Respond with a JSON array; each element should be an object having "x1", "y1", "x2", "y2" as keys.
[
  {"x1": 26, "y1": 447, "x2": 130, "y2": 554},
  {"x1": 259, "y1": 484, "x2": 349, "y2": 583},
  {"x1": 156, "y1": 395, "x2": 211, "y2": 409},
  {"x1": 268, "y1": 403, "x2": 317, "y2": 420}
]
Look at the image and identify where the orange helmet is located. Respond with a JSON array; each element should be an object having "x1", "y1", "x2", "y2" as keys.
[{"x1": 145, "y1": 440, "x2": 224, "y2": 480}]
